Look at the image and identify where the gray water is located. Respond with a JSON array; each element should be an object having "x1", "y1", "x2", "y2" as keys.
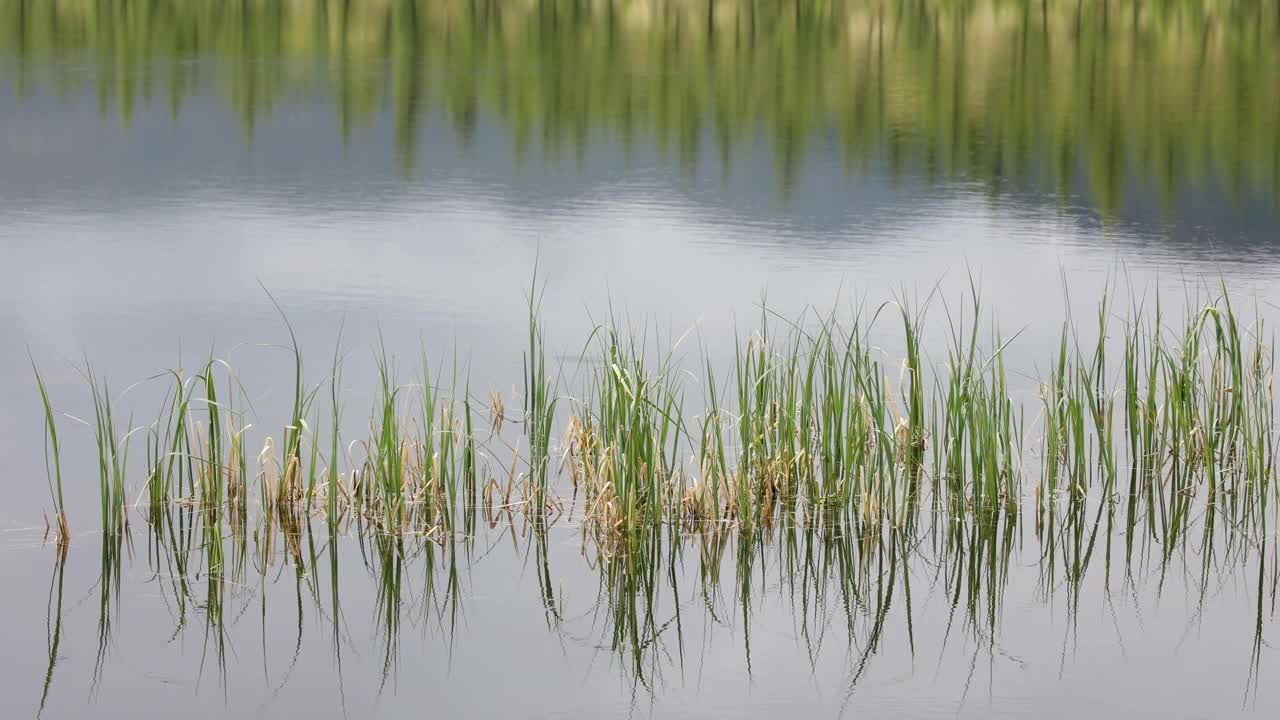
[{"x1": 3, "y1": 1, "x2": 1280, "y2": 718}]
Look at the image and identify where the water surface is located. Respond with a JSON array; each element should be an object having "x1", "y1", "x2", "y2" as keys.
[{"x1": 3, "y1": 1, "x2": 1280, "y2": 718}]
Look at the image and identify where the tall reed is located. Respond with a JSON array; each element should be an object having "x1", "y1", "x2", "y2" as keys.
[
  {"x1": 523, "y1": 271, "x2": 557, "y2": 509},
  {"x1": 85, "y1": 363, "x2": 130, "y2": 534},
  {"x1": 32, "y1": 360, "x2": 68, "y2": 541}
]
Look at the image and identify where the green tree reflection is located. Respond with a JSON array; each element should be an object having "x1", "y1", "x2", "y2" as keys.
[{"x1": 2, "y1": 0, "x2": 1276, "y2": 214}]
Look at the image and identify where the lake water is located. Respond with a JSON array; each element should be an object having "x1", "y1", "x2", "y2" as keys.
[{"x1": 3, "y1": 1, "x2": 1280, "y2": 718}]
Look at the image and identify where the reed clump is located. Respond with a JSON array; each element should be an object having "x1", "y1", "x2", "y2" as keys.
[
  {"x1": 1039, "y1": 285, "x2": 1277, "y2": 553},
  {"x1": 570, "y1": 324, "x2": 687, "y2": 539},
  {"x1": 563, "y1": 289, "x2": 1025, "y2": 541},
  {"x1": 26, "y1": 280, "x2": 1278, "y2": 561},
  {"x1": 28, "y1": 279, "x2": 1280, "y2": 704}
]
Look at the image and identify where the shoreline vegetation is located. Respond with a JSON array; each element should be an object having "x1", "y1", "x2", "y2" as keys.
[
  {"x1": 32, "y1": 278, "x2": 1277, "y2": 546},
  {"x1": 28, "y1": 277, "x2": 1280, "y2": 706}
]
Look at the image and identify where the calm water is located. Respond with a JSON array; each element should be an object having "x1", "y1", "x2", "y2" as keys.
[{"x1": 3, "y1": 1, "x2": 1280, "y2": 717}]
